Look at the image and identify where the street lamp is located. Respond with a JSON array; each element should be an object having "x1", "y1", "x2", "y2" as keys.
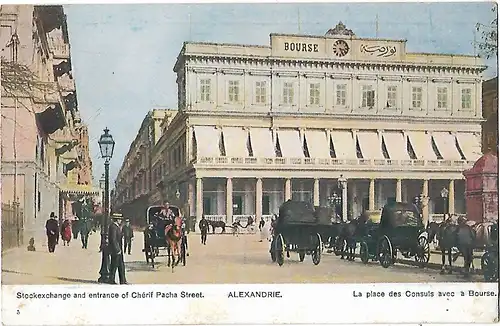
[
  {"x1": 441, "y1": 187, "x2": 449, "y2": 216},
  {"x1": 97, "y1": 127, "x2": 115, "y2": 284}
]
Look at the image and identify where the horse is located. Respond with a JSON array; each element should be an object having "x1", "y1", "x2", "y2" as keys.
[
  {"x1": 208, "y1": 220, "x2": 226, "y2": 234},
  {"x1": 338, "y1": 214, "x2": 369, "y2": 261},
  {"x1": 437, "y1": 216, "x2": 476, "y2": 277},
  {"x1": 164, "y1": 215, "x2": 184, "y2": 272}
]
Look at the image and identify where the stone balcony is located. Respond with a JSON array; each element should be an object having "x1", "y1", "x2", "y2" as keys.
[
  {"x1": 57, "y1": 74, "x2": 75, "y2": 92},
  {"x1": 50, "y1": 42, "x2": 69, "y2": 59},
  {"x1": 194, "y1": 156, "x2": 476, "y2": 172}
]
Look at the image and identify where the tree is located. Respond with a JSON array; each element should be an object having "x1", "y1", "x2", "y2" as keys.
[
  {"x1": 476, "y1": 6, "x2": 498, "y2": 59},
  {"x1": 1, "y1": 59, "x2": 56, "y2": 100}
]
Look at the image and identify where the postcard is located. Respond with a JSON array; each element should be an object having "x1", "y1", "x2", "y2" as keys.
[{"x1": 1, "y1": 2, "x2": 498, "y2": 325}]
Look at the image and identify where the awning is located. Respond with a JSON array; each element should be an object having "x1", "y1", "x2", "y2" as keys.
[
  {"x1": 222, "y1": 127, "x2": 248, "y2": 157},
  {"x1": 455, "y1": 132, "x2": 482, "y2": 161},
  {"x1": 60, "y1": 184, "x2": 101, "y2": 195},
  {"x1": 382, "y1": 132, "x2": 410, "y2": 160},
  {"x1": 357, "y1": 131, "x2": 384, "y2": 159},
  {"x1": 249, "y1": 128, "x2": 275, "y2": 157},
  {"x1": 432, "y1": 132, "x2": 463, "y2": 160},
  {"x1": 277, "y1": 130, "x2": 304, "y2": 158},
  {"x1": 193, "y1": 126, "x2": 221, "y2": 157},
  {"x1": 305, "y1": 130, "x2": 330, "y2": 158},
  {"x1": 330, "y1": 131, "x2": 357, "y2": 159},
  {"x1": 406, "y1": 131, "x2": 436, "y2": 160}
]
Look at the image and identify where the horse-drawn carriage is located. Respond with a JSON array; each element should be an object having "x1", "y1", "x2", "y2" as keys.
[
  {"x1": 480, "y1": 221, "x2": 498, "y2": 281},
  {"x1": 142, "y1": 205, "x2": 187, "y2": 269},
  {"x1": 270, "y1": 200, "x2": 323, "y2": 266},
  {"x1": 359, "y1": 202, "x2": 430, "y2": 268}
]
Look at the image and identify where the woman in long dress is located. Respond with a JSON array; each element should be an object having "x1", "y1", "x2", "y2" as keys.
[{"x1": 61, "y1": 219, "x2": 72, "y2": 246}]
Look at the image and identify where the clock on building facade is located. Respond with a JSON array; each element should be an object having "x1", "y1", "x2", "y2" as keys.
[{"x1": 332, "y1": 40, "x2": 349, "y2": 57}]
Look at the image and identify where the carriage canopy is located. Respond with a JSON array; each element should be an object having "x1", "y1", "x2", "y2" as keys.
[
  {"x1": 277, "y1": 200, "x2": 316, "y2": 225},
  {"x1": 379, "y1": 202, "x2": 422, "y2": 229},
  {"x1": 314, "y1": 206, "x2": 335, "y2": 225}
]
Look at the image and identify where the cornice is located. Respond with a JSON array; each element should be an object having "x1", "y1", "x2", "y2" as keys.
[{"x1": 183, "y1": 53, "x2": 486, "y2": 74}]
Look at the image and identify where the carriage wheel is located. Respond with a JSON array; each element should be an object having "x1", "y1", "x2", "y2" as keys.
[
  {"x1": 298, "y1": 251, "x2": 305, "y2": 262},
  {"x1": 360, "y1": 242, "x2": 369, "y2": 264},
  {"x1": 311, "y1": 233, "x2": 322, "y2": 266},
  {"x1": 270, "y1": 238, "x2": 277, "y2": 262},
  {"x1": 275, "y1": 234, "x2": 285, "y2": 266},
  {"x1": 333, "y1": 236, "x2": 345, "y2": 256},
  {"x1": 415, "y1": 236, "x2": 430, "y2": 268},
  {"x1": 481, "y1": 252, "x2": 498, "y2": 282},
  {"x1": 379, "y1": 237, "x2": 392, "y2": 269}
]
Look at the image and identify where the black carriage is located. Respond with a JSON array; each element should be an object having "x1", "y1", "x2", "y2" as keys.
[
  {"x1": 314, "y1": 206, "x2": 343, "y2": 253},
  {"x1": 270, "y1": 200, "x2": 323, "y2": 266},
  {"x1": 481, "y1": 222, "x2": 498, "y2": 282},
  {"x1": 359, "y1": 202, "x2": 430, "y2": 268},
  {"x1": 142, "y1": 205, "x2": 186, "y2": 268}
]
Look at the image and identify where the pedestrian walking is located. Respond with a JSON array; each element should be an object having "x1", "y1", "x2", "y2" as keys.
[
  {"x1": 72, "y1": 218, "x2": 80, "y2": 240},
  {"x1": 80, "y1": 218, "x2": 92, "y2": 249},
  {"x1": 259, "y1": 217, "x2": 266, "y2": 242},
  {"x1": 108, "y1": 214, "x2": 127, "y2": 284},
  {"x1": 199, "y1": 215, "x2": 209, "y2": 245},
  {"x1": 45, "y1": 212, "x2": 59, "y2": 253},
  {"x1": 61, "y1": 218, "x2": 72, "y2": 246},
  {"x1": 121, "y1": 219, "x2": 134, "y2": 255}
]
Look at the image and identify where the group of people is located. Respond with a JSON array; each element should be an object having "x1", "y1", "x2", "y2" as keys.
[{"x1": 45, "y1": 212, "x2": 94, "y2": 252}]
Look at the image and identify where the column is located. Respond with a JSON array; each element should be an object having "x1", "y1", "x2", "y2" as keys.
[
  {"x1": 226, "y1": 177, "x2": 233, "y2": 224},
  {"x1": 422, "y1": 179, "x2": 429, "y2": 226},
  {"x1": 195, "y1": 178, "x2": 203, "y2": 228},
  {"x1": 255, "y1": 178, "x2": 263, "y2": 221},
  {"x1": 351, "y1": 182, "x2": 358, "y2": 219},
  {"x1": 313, "y1": 178, "x2": 320, "y2": 206},
  {"x1": 448, "y1": 179, "x2": 455, "y2": 215},
  {"x1": 342, "y1": 182, "x2": 348, "y2": 222},
  {"x1": 187, "y1": 181, "x2": 194, "y2": 217},
  {"x1": 396, "y1": 179, "x2": 402, "y2": 202},
  {"x1": 284, "y1": 178, "x2": 291, "y2": 201},
  {"x1": 369, "y1": 178, "x2": 375, "y2": 211}
]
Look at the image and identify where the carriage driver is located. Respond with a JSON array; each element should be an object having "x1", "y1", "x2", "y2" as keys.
[{"x1": 160, "y1": 201, "x2": 175, "y2": 220}]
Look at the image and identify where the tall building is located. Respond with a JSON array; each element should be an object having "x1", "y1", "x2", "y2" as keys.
[
  {"x1": 113, "y1": 109, "x2": 174, "y2": 223},
  {"x1": 481, "y1": 77, "x2": 498, "y2": 154},
  {"x1": 0, "y1": 5, "x2": 95, "y2": 247},
  {"x1": 115, "y1": 23, "x2": 485, "y2": 228}
]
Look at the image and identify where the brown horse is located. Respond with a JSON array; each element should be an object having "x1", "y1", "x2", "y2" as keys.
[{"x1": 165, "y1": 215, "x2": 183, "y2": 272}]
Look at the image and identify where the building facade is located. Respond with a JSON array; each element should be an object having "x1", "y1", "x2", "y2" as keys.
[
  {"x1": 113, "y1": 109, "x2": 174, "y2": 224},
  {"x1": 481, "y1": 77, "x2": 498, "y2": 154},
  {"x1": 1, "y1": 5, "x2": 94, "y2": 246}
]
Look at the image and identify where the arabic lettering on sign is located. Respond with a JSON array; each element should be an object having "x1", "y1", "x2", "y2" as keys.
[{"x1": 360, "y1": 44, "x2": 397, "y2": 58}]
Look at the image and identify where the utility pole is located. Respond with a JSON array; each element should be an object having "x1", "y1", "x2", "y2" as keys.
[{"x1": 9, "y1": 32, "x2": 20, "y2": 206}]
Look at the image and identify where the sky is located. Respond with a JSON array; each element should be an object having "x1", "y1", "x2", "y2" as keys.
[{"x1": 63, "y1": 2, "x2": 498, "y2": 186}]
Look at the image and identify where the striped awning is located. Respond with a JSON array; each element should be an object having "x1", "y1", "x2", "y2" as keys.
[{"x1": 59, "y1": 184, "x2": 101, "y2": 195}]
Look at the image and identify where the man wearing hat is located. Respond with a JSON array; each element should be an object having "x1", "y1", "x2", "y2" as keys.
[
  {"x1": 121, "y1": 218, "x2": 134, "y2": 255},
  {"x1": 45, "y1": 212, "x2": 59, "y2": 253},
  {"x1": 108, "y1": 214, "x2": 127, "y2": 284}
]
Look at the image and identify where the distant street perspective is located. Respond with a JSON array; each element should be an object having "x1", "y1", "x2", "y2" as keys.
[{"x1": 1, "y1": 4, "x2": 498, "y2": 285}]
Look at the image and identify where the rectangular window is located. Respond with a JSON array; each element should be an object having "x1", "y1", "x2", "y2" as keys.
[
  {"x1": 309, "y1": 83, "x2": 320, "y2": 105},
  {"x1": 387, "y1": 86, "x2": 397, "y2": 108},
  {"x1": 283, "y1": 82, "x2": 294, "y2": 104},
  {"x1": 461, "y1": 88, "x2": 472, "y2": 110},
  {"x1": 255, "y1": 81, "x2": 266, "y2": 104},
  {"x1": 228, "y1": 80, "x2": 240, "y2": 103},
  {"x1": 336, "y1": 84, "x2": 347, "y2": 106},
  {"x1": 411, "y1": 86, "x2": 423, "y2": 108},
  {"x1": 437, "y1": 87, "x2": 448, "y2": 109},
  {"x1": 200, "y1": 79, "x2": 211, "y2": 102},
  {"x1": 361, "y1": 85, "x2": 375, "y2": 108}
]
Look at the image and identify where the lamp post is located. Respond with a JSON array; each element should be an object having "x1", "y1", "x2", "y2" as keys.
[
  {"x1": 97, "y1": 127, "x2": 115, "y2": 284},
  {"x1": 99, "y1": 174, "x2": 105, "y2": 215},
  {"x1": 337, "y1": 174, "x2": 348, "y2": 221},
  {"x1": 441, "y1": 187, "x2": 449, "y2": 218}
]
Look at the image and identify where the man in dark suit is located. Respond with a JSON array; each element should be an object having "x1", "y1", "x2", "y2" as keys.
[
  {"x1": 45, "y1": 212, "x2": 59, "y2": 253},
  {"x1": 199, "y1": 215, "x2": 209, "y2": 245},
  {"x1": 108, "y1": 214, "x2": 127, "y2": 284},
  {"x1": 121, "y1": 219, "x2": 134, "y2": 255}
]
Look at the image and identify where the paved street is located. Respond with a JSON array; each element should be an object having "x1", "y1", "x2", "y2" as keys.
[{"x1": 2, "y1": 230, "x2": 483, "y2": 285}]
